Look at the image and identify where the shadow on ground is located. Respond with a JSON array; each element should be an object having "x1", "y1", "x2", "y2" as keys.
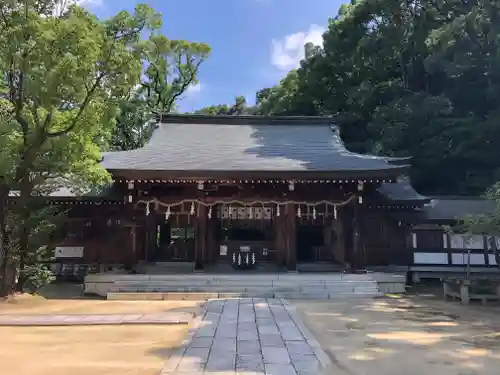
[{"x1": 293, "y1": 295, "x2": 500, "y2": 375}]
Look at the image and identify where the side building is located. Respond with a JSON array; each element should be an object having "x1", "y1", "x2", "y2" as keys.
[{"x1": 11, "y1": 115, "x2": 498, "y2": 279}]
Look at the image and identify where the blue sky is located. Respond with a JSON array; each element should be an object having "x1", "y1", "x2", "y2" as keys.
[{"x1": 80, "y1": 0, "x2": 344, "y2": 112}]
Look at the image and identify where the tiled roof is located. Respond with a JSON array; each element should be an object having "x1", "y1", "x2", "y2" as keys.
[
  {"x1": 423, "y1": 197, "x2": 497, "y2": 221},
  {"x1": 101, "y1": 115, "x2": 409, "y2": 173},
  {"x1": 377, "y1": 177, "x2": 430, "y2": 203}
]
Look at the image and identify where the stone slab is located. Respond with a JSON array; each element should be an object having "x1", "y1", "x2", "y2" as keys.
[
  {"x1": 0, "y1": 312, "x2": 192, "y2": 326},
  {"x1": 158, "y1": 298, "x2": 330, "y2": 374}
]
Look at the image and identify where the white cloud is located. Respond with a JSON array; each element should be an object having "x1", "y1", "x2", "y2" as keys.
[
  {"x1": 186, "y1": 82, "x2": 203, "y2": 97},
  {"x1": 76, "y1": 0, "x2": 103, "y2": 5},
  {"x1": 53, "y1": 0, "x2": 102, "y2": 15},
  {"x1": 271, "y1": 24, "x2": 325, "y2": 71}
]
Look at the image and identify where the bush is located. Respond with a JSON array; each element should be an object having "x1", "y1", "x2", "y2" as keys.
[{"x1": 20, "y1": 264, "x2": 55, "y2": 293}]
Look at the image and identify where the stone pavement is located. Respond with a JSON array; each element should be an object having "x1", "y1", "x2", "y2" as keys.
[
  {"x1": 161, "y1": 298, "x2": 330, "y2": 375},
  {"x1": 0, "y1": 312, "x2": 193, "y2": 326}
]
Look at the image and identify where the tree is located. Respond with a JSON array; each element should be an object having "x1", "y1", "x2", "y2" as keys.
[
  {"x1": 459, "y1": 183, "x2": 500, "y2": 268},
  {"x1": 111, "y1": 36, "x2": 210, "y2": 150},
  {"x1": 0, "y1": 1, "x2": 162, "y2": 295},
  {"x1": 249, "y1": 0, "x2": 500, "y2": 195}
]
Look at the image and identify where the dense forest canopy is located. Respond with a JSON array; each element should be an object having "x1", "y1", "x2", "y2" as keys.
[{"x1": 196, "y1": 0, "x2": 500, "y2": 197}]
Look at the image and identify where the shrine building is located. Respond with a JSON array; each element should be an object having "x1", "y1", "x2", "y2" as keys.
[{"x1": 24, "y1": 114, "x2": 499, "y2": 280}]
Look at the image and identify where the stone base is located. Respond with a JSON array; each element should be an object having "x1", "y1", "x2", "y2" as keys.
[{"x1": 83, "y1": 272, "x2": 405, "y2": 300}]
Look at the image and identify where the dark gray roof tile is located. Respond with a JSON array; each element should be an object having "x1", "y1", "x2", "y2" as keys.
[
  {"x1": 101, "y1": 116, "x2": 408, "y2": 172},
  {"x1": 423, "y1": 198, "x2": 497, "y2": 220},
  {"x1": 377, "y1": 177, "x2": 429, "y2": 202}
]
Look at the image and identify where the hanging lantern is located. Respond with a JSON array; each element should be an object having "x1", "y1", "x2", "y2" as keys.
[
  {"x1": 297, "y1": 206, "x2": 301, "y2": 218},
  {"x1": 208, "y1": 206, "x2": 212, "y2": 219},
  {"x1": 165, "y1": 206, "x2": 171, "y2": 221},
  {"x1": 276, "y1": 204, "x2": 280, "y2": 217},
  {"x1": 312, "y1": 206, "x2": 317, "y2": 220},
  {"x1": 190, "y1": 202, "x2": 195, "y2": 215},
  {"x1": 334, "y1": 206, "x2": 337, "y2": 220},
  {"x1": 357, "y1": 181, "x2": 364, "y2": 191},
  {"x1": 145, "y1": 202, "x2": 151, "y2": 216},
  {"x1": 358, "y1": 196, "x2": 363, "y2": 204}
]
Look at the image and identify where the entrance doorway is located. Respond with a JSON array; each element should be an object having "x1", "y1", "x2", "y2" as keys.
[
  {"x1": 155, "y1": 223, "x2": 195, "y2": 261},
  {"x1": 296, "y1": 225, "x2": 325, "y2": 262}
]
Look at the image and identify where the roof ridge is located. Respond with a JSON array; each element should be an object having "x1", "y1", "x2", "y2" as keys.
[{"x1": 155, "y1": 114, "x2": 335, "y2": 126}]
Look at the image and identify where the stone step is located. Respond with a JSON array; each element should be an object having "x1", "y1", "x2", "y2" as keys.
[
  {"x1": 106, "y1": 291, "x2": 383, "y2": 301},
  {"x1": 87, "y1": 274, "x2": 379, "y2": 284},
  {"x1": 111, "y1": 280, "x2": 378, "y2": 288},
  {"x1": 109, "y1": 286, "x2": 380, "y2": 294}
]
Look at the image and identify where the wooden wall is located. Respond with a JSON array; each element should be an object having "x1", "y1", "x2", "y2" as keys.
[
  {"x1": 411, "y1": 227, "x2": 499, "y2": 267},
  {"x1": 51, "y1": 205, "x2": 144, "y2": 265},
  {"x1": 360, "y1": 211, "x2": 411, "y2": 266}
]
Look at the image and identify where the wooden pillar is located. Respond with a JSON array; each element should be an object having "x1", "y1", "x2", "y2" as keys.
[
  {"x1": 285, "y1": 203, "x2": 297, "y2": 271},
  {"x1": 194, "y1": 204, "x2": 208, "y2": 270},
  {"x1": 144, "y1": 212, "x2": 157, "y2": 262},
  {"x1": 331, "y1": 212, "x2": 346, "y2": 263},
  {"x1": 352, "y1": 203, "x2": 364, "y2": 270},
  {"x1": 286, "y1": 203, "x2": 297, "y2": 271},
  {"x1": 206, "y1": 207, "x2": 218, "y2": 264},
  {"x1": 131, "y1": 224, "x2": 137, "y2": 263},
  {"x1": 274, "y1": 209, "x2": 286, "y2": 266}
]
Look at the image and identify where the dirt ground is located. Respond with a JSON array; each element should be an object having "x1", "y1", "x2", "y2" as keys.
[
  {"x1": 0, "y1": 324, "x2": 189, "y2": 375},
  {"x1": 294, "y1": 296, "x2": 500, "y2": 375},
  {"x1": 0, "y1": 294, "x2": 200, "y2": 315},
  {"x1": 0, "y1": 284, "x2": 201, "y2": 315},
  {"x1": 0, "y1": 284, "x2": 202, "y2": 375}
]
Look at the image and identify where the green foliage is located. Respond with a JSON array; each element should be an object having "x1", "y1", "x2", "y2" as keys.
[
  {"x1": 458, "y1": 183, "x2": 500, "y2": 268},
  {"x1": 195, "y1": 96, "x2": 249, "y2": 116},
  {"x1": 196, "y1": 0, "x2": 500, "y2": 196},
  {"x1": 20, "y1": 264, "x2": 55, "y2": 293},
  {"x1": 1, "y1": 2, "x2": 200, "y2": 295},
  {"x1": 111, "y1": 30, "x2": 210, "y2": 150}
]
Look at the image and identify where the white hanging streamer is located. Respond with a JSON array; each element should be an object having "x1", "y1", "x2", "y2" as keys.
[
  {"x1": 208, "y1": 206, "x2": 212, "y2": 219},
  {"x1": 312, "y1": 206, "x2": 317, "y2": 220},
  {"x1": 252, "y1": 253, "x2": 256, "y2": 265},
  {"x1": 140, "y1": 196, "x2": 357, "y2": 219},
  {"x1": 232, "y1": 253, "x2": 236, "y2": 263},
  {"x1": 238, "y1": 253, "x2": 242, "y2": 266},
  {"x1": 165, "y1": 206, "x2": 171, "y2": 221},
  {"x1": 246, "y1": 253, "x2": 249, "y2": 265}
]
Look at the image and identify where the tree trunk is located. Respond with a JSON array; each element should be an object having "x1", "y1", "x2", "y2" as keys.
[
  {"x1": 0, "y1": 184, "x2": 15, "y2": 297},
  {"x1": 14, "y1": 180, "x2": 31, "y2": 292}
]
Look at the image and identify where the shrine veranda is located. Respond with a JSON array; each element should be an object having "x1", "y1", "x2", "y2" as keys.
[{"x1": 9, "y1": 115, "x2": 499, "y2": 281}]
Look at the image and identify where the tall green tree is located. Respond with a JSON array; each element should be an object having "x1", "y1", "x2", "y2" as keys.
[
  {"x1": 0, "y1": 1, "x2": 161, "y2": 295},
  {"x1": 111, "y1": 36, "x2": 210, "y2": 151},
  {"x1": 249, "y1": 0, "x2": 500, "y2": 195}
]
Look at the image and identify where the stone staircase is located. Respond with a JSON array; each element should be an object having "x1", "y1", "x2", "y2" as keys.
[{"x1": 105, "y1": 273, "x2": 384, "y2": 300}]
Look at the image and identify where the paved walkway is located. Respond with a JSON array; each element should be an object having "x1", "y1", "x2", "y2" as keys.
[
  {"x1": 161, "y1": 298, "x2": 330, "y2": 375},
  {"x1": 0, "y1": 312, "x2": 193, "y2": 326}
]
